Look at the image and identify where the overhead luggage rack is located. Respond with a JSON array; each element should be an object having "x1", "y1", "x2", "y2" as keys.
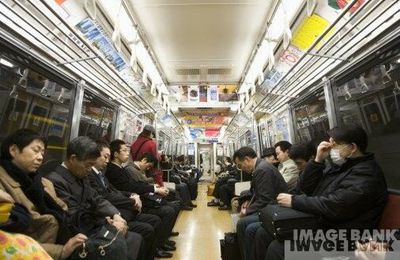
[
  {"x1": 254, "y1": 0, "x2": 400, "y2": 114},
  {"x1": 0, "y1": 0, "x2": 155, "y2": 115}
]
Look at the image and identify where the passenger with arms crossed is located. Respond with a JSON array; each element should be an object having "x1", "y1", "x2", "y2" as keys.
[
  {"x1": 255, "y1": 125, "x2": 388, "y2": 260},
  {"x1": 233, "y1": 147, "x2": 287, "y2": 260},
  {"x1": 46, "y1": 136, "x2": 143, "y2": 260},
  {"x1": 0, "y1": 129, "x2": 87, "y2": 259}
]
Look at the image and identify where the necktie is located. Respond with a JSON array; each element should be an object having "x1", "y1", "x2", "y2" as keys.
[{"x1": 98, "y1": 171, "x2": 107, "y2": 188}]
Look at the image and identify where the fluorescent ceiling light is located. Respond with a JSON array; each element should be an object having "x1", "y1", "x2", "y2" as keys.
[{"x1": 0, "y1": 58, "x2": 15, "y2": 68}]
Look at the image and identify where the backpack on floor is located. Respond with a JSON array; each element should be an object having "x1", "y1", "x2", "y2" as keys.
[{"x1": 220, "y1": 232, "x2": 241, "y2": 260}]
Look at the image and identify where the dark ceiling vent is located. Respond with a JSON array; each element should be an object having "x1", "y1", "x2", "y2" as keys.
[
  {"x1": 207, "y1": 68, "x2": 231, "y2": 75},
  {"x1": 175, "y1": 68, "x2": 201, "y2": 75}
]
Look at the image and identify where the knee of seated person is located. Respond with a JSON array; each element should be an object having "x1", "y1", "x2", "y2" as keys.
[
  {"x1": 126, "y1": 231, "x2": 143, "y2": 243},
  {"x1": 237, "y1": 217, "x2": 247, "y2": 227},
  {"x1": 152, "y1": 216, "x2": 162, "y2": 227},
  {"x1": 160, "y1": 205, "x2": 175, "y2": 215}
]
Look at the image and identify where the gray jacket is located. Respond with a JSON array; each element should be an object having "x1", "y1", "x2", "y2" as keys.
[
  {"x1": 124, "y1": 161, "x2": 154, "y2": 184},
  {"x1": 247, "y1": 158, "x2": 288, "y2": 215}
]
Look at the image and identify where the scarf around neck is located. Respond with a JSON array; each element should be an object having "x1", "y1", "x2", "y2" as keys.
[{"x1": 0, "y1": 159, "x2": 65, "y2": 224}]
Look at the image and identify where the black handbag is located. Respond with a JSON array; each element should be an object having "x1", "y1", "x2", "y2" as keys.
[
  {"x1": 259, "y1": 204, "x2": 319, "y2": 241},
  {"x1": 70, "y1": 225, "x2": 127, "y2": 260},
  {"x1": 141, "y1": 192, "x2": 166, "y2": 209},
  {"x1": 220, "y1": 232, "x2": 241, "y2": 260}
]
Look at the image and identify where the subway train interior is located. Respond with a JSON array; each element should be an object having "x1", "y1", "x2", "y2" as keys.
[{"x1": 0, "y1": 0, "x2": 400, "y2": 260}]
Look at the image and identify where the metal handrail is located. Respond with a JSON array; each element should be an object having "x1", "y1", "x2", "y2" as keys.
[
  {"x1": 1, "y1": 0, "x2": 155, "y2": 114},
  {"x1": 272, "y1": 3, "x2": 400, "y2": 109},
  {"x1": 39, "y1": 0, "x2": 156, "y2": 113},
  {"x1": 254, "y1": 0, "x2": 370, "y2": 111},
  {"x1": 265, "y1": 0, "x2": 398, "y2": 112},
  {"x1": 0, "y1": 1, "x2": 140, "y2": 114}
]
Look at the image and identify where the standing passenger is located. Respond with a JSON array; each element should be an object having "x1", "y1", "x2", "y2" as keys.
[{"x1": 130, "y1": 125, "x2": 163, "y2": 187}]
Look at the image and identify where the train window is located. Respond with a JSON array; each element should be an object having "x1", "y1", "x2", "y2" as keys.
[
  {"x1": 292, "y1": 91, "x2": 330, "y2": 144},
  {"x1": 0, "y1": 61, "x2": 73, "y2": 162},
  {"x1": 334, "y1": 58, "x2": 400, "y2": 190},
  {"x1": 274, "y1": 111, "x2": 290, "y2": 143},
  {"x1": 79, "y1": 91, "x2": 115, "y2": 142}
]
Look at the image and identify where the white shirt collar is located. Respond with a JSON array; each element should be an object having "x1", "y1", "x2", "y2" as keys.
[{"x1": 92, "y1": 166, "x2": 101, "y2": 174}]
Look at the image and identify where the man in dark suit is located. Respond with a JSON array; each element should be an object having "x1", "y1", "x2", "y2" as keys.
[
  {"x1": 105, "y1": 140, "x2": 178, "y2": 255},
  {"x1": 233, "y1": 147, "x2": 288, "y2": 260},
  {"x1": 46, "y1": 136, "x2": 143, "y2": 260},
  {"x1": 88, "y1": 140, "x2": 171, "y2": 259},
  {"x1": 125, "y1": 152, "x2": 194, "y2": 211}
]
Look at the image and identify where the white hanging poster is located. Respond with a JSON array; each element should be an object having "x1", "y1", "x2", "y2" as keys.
[
  {"x1": 208, "y1": 85, "x2": 219, "y2": 102},
  {"x1": 188, "y1": 85, "x2": 199, "y2": 102}
]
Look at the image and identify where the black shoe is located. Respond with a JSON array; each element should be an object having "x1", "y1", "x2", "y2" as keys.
[
  {"x1": 218, "y1": 205, "x2": 230, "y2": 210},
  {"x1": 160, "y1": 243, "x2": 176, "y2": 251},
  {"x1": 190, "y1": 203, "x2": 197, "y2": 208},
  {"x1": 182, "y1": 205, "x2": 193, "y2": 211},
  {"x1": 165, "y1": 240, "x2": 176, "y2": 246},
  {"x1": 170, "y1": 231, "x2": 179, "y2": 237},
  {"x1": 155, "y1": 249, "x2": 173, "y2": 258},
  {"x1": 207, "y1": 201, "x2": 219, "y2": 207}
]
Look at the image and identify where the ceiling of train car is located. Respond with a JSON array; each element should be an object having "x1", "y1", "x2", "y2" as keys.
[
  {"x1": 126, "y1": 0, "x2": 273, "y2": 84},
  {"x1": 123, "y1": 0, "x2": 274, "y2": 140}
]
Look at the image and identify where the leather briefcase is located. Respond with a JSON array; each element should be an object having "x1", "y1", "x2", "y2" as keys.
[{"x1": 259, "y1": 204, "x2": 319, "y2": 241}]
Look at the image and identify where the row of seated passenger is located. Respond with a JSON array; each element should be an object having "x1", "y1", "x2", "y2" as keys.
[
  {"x1": 213, "y1": 125, "x2": 397, "y2": 260},
  {"x1": 208, "y1": 139, "x2": 305, "y2": 211},
  {"x1": 0, "y1": 126, "x2": 199, "y2": 260}
]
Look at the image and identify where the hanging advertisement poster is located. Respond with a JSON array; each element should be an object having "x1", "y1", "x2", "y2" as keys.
[
  {"x1": 75, "y1": 18, "x2": 127, "y2": 71},
  {"x1": 187, "y1": 143, "x2": 195, "y2": 155},
  {"x1": 205, "y1": 128, "x2": 220, "y2": 138},
  {"x1": 177, "y1": 108, "x2": 230, "y2": 127},
  {"x1": 328, "y1": 0, "x2": 365, "y2": 13},
  {"x1": 169, "y1": 85, "x2": 188, "y2": 102},
  {"x1": 182, "y1": 116, "x2": 225, "y2": 128},
  {"x1": 199, "y1": 85, "x2": 208, "y2": 102},
  {"x1": 136, "y1": 119, "x2": 143, "y2": 133},
  {"x1": 218, "y1": 85, "x2": 239, "y2": 102},
  {"x1": 189, "y1": 128, "x2": 204, "y2": 139},
  {"x1": 291, "y1": 14, "x2": 331, "y2": 51},
  {"x1": 274, "y1": 116, "x2": 290, "y2": 143},
  {"x1": 208, "y1": 85, "x2": 219, "y2": 102},
  {"x1": 188, "y1": 85, "x2": 199, "y2": 102}
]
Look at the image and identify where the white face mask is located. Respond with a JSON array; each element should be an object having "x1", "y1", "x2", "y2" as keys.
[{"x1": 330, "y1": 148, "x2": 346, "y2": 166}]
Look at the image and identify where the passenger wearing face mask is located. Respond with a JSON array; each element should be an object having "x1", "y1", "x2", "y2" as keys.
[{"x1": 258, "y1": 125, "x2": 388, "y2": 260}]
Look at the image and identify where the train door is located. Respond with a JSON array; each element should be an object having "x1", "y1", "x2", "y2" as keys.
[{"x1": 198, "y1": 144, "x2": 212, "y2": 179}]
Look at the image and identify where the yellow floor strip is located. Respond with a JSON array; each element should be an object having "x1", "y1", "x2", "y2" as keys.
[{"x1": 160, "y1": 182, "x2": 233, "y2": 260}]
